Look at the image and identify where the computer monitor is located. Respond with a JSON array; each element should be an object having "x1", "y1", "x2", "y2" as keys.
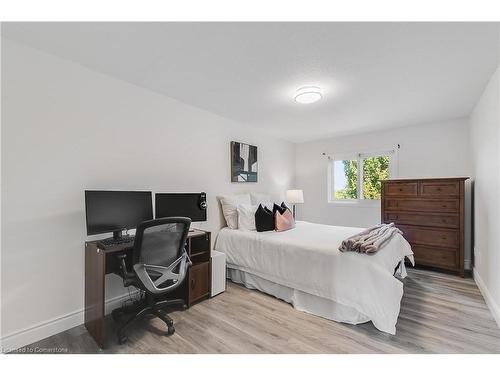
[
  {"x1": 155, "y1": 192, "x2": 207, "y2": 222},
  {"x1": 85, "y1": 190, "x2": 153, "y2": 238}
]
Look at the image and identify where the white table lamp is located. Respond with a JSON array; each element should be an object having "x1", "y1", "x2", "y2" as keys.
[{"x1": 286, "y1": 189, "x2": 304, "y2": 219}]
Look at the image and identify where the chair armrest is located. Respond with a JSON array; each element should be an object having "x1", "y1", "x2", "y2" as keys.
[{"x1": 116, "y1": 254, "x2": 135, "y2": 281}]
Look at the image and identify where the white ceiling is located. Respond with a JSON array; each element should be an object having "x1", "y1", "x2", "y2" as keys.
[{"x1": 3, "y1": 22, "x2": 499, "y2": 142}]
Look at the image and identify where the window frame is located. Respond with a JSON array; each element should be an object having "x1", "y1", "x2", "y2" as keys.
[{"x1": 328, "y1": 149, "x2": 397, "y2": 205}]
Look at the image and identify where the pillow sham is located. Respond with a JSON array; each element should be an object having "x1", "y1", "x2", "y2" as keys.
[
  {"x1": 255, "y1": 204, "x2": 275, "y2": 232},
  {"x1": 275, "y1": 207, "x2": 295, "y2": 232},
  {"x1": 237, "y1": 204, "x2": 257, "y2": 231},
  {"x1": 218, "y1": 193, "x2": 251, "y2": 229}
]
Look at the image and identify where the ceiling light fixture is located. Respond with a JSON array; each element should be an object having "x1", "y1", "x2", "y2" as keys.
[{"x1": 294, "y1": 86, "x2": 323, "y2": 104}]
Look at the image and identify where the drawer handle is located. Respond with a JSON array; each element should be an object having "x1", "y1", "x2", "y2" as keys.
[
  {"x1": 436, "y1": 188, "x2": 442, "y2": 191},
  {"x1": 399, "y1": 188, "x2": 403, "y2": 192},
  {"x1": 442, "y1": 236, "x2": 447, "y2": 240},
  {"x1": 442, "y1": 205, "x2": 447, "y2": 208}
]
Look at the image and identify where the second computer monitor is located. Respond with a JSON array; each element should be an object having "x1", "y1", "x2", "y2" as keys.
[{"x1": 155, "y1": 192, "x2": 207, "y2": 222}]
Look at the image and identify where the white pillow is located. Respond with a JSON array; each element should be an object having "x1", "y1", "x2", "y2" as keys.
[
  {"x1": 250, "y1": 192, "x2": 273, "y2": 206},
  {"x1": 218, "y1": 193, "x2": 251, "y2": 229},
  {"x1": 237, "y1": 204, "x2": 258, "y2": 231}
]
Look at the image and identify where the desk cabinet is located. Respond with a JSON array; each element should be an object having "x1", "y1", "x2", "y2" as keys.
[
  {"x1": 189, "y1": 262, "x2": 210, "y2": 303},
  {"x1": 181, "y1": 231, "x2": 211, "y2": 306}
]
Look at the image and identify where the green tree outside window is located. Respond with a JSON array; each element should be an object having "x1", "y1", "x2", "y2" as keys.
[
  {"x1": 334, "y1": 155, "x2": 389, "y2": 200},
  {"x1": 334, "y1": 160, "x2": 358, "y2": 199}
]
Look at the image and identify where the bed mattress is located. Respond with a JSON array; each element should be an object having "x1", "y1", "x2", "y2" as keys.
[{"x1": 214, "y1": 221, "x2": 414, "y2": 334}]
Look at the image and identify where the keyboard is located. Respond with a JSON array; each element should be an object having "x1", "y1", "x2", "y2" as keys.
[{"x1": 98, "y1": 236, "x2": 135, "y2": 249}]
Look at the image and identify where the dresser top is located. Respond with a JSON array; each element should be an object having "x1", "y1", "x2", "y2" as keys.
[{"x1": 383, "y1": 177, "x2": 469, "y2": 182}]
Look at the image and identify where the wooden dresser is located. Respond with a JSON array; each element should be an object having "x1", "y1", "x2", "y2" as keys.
[{"x1": 381, "y1": 177, "x2": 468, "y2": 277}]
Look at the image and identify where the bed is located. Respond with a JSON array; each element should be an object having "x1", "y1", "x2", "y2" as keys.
[{"x1": 214, "y1": 221, "x2": 414, "y2": 334}]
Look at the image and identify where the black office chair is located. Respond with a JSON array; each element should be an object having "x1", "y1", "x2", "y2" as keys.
[{"x1": 112, "y1": 217, "x2": 192, "y2": 344}]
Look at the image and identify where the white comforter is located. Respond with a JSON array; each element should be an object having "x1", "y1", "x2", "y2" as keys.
[{"x1": 215, "y1": 221, "x2": 414, "y2": 334}]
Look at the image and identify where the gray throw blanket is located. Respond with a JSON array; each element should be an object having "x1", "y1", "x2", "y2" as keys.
[{"x1": 338, "y1": 223, "x2": 402, "y2": 254}]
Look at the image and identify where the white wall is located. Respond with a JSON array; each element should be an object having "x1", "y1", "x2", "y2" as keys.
[
  {"x1": 0, "y1": 40, "x2": 295, "y2": 349},
  {"x1": 295, "y1": 118, "x2": 473, "y2": 262},
  {"x1": 469, "y1": 65, "x2": 500, "y2": 327}
]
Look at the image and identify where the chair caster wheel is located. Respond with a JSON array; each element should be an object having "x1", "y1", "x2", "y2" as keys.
[
  {"x1": 118, "y1": 334, "x2": 128, "y2": 345},
  {"x1": 167, "y1": 325, "x2": 175, "y2": 335}
]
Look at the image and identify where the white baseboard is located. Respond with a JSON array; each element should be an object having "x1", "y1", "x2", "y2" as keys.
[
  {"x1": 473, "y1": 267, "x2": 500, "y2": 328},
  {"x1": 1, "y1": 291, "x2": 138, "y2": 352}
]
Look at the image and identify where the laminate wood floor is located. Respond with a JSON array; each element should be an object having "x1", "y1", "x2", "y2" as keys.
[{"x1": 16, "y1": 268, "x2": 500, "y2": 353}]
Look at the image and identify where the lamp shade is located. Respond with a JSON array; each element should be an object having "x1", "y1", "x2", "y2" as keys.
[{"x1": 286, "y1": 189, "x2": 304, "y2": 204}]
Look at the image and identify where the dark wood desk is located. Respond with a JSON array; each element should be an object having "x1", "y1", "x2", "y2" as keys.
[{"x1": 84, "y1": 229, "x2": 211, "y2": 348}]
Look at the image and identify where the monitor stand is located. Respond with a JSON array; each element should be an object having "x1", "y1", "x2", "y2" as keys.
[{"x1": 113, "y1": 230, "x2": 123, "y2": 240}]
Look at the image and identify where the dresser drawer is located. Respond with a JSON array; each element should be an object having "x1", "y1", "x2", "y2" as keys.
[
  {"x1": 384, "y1": 199, "x2": 459, "y2": 213},
  {"x1": 398, "y1": 225, "x2": 459, "y2": 248},
  {"x1": 384, "y1": 182, "x2": 418, "y2": 197},
  {"x1": 188, "y1": 262, "x2": 210, "y2": 304},
  {"x1": 384, "y1": 212, "x2": 459, "y2": 229},
  {"x1": 411, "y1": 245, "x2": 458, "y2": 269},
  {"x1": 419, "y1": 181, "x2": 460, "y2": 197}
]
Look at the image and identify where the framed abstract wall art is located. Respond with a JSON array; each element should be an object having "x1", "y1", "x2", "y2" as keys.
[{"x1": 231, "y1": 141, "x2": 258, "y2": 182}]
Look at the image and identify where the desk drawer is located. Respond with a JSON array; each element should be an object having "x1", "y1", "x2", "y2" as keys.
[
  {"x1": 398, "y1": 225, "x2": 459, "y2": 248},
  {"x1": 384, "y1": 182, "x2": 418, "y2": 197},
  {"x1": 384, "y1": 212, "x2": 459, "y2": 229},
  {"x1": 384, "y1": 199, "x2": 459, "y2": 213},
  {"x1": 419, "y1": 181, "x2": 460, "y2": 197},
  {"x1": 189, "y1": 262, "x2": 210, "y2": 304},
  {"x1": 411, "y1": 245, "x2": 458, "y2": 269}
]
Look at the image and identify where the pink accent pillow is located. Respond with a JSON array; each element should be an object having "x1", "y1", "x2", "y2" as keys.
[{"x1": 275, "y1": 208, "x2": 295, "y2": 232}]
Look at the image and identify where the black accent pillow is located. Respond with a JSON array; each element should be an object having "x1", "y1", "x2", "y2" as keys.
[
  {"x1": 280, "y1": 202, "x2": 290, "y2": 212},
  {"x1": 273, "y1": 203, "x2": 286, "y2": 215},
  {"x1": 255, "y1": 204, "x2": 275, "y2": 232}
]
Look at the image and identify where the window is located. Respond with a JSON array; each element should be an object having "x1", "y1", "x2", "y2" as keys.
[
  {"x1": 333, "y1": 159, "x2": 358, "y2": 200},
  {"x1": 329, "y1": 151, "x2": 395, "y2": 202},
  {"x1": 361, "y1": 155, "x2": 390, "y2": 199}
]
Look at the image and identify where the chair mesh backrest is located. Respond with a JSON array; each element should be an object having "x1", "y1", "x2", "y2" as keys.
[{"x1": 133, "y1": 218, "x2": 191, "y2": 267}]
